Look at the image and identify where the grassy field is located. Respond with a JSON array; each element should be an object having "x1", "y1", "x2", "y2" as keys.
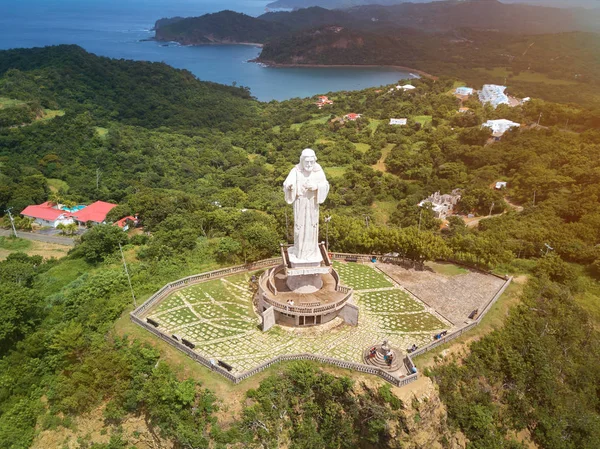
[
  {"x1": 371, "y1": 200, "x2": 397, "y2": 224},
  {"x1": 35, "y1": 258, "x2": 92, "y2": 297},
  {"x1": 574, "y1": 276, "x2": 600, "y2": 326},
  {"x1": 41, "y1": 109, "x2": 65, "y2": 121},
  {"x1": 0, "y1": 236, "x2": 32, "y2": 251},
  {"x1": 373, "y1": 143, "x2": 395, "y2": 173},
  {"x1": 0, "y1": 97, "x2": 26, "y2": 108},
  {"x1": 94, "y1": 126, "x2": 108, "y2": 138},
  {"x1": 291, "y1": 115, "x2": 330, "y2": 130},
  {"x1": 413, "y1": 115, "x2": 433, "y2": 126},
  {"x1": 367, "y1": 119, "x2": 384, "y2": 135},
  {"x1": 324, "y1": 166, "x2": 347, "y2": 178},
  {"x1": 353, "y1": 142, "x2": 370, "y2": 154},
  {"x1": 475, "y1": 67, "x2": 578, "y2": 86}
]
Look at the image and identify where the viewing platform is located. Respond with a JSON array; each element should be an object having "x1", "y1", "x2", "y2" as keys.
[{"x1": 257, "y1": 261, "x2": 356, "y2": 329}]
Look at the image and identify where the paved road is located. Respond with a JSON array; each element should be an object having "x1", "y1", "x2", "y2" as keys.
[{"x1": 0, "y1": 229, "x2": 76, "y2": 247}]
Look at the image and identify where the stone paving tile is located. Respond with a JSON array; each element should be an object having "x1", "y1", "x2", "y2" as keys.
[
  {"x1": 144, "y1": 264, "x2": 474, "y2": 374},
  {"x1": 376, "y1": 262, "x2": 506, "y2": 325}
]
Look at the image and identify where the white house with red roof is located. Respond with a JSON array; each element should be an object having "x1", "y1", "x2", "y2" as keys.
[
  {"x1": 21, "y1": 200, "x2": 117, "y2": 228},
  {"x1": 21, "y1": 202, "x2": 75, "y2": 228},
  {"x1": 71, "y1": 201, "x2": 117, "y2": 225}
]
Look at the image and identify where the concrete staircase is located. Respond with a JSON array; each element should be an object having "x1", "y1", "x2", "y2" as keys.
[{"x1": 363, "y1": 347, "x2": 401, "y2": 372}]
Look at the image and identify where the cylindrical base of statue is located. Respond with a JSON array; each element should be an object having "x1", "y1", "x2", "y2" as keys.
[{"x1": 286, "y1": 274, "x2": 323, "y2": 294}]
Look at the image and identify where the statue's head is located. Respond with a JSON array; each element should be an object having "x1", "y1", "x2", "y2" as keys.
[{"x1": 300, "y1": 148, "x2": 317, "y2": 172}]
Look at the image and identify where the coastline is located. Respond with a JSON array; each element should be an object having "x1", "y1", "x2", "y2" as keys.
[
  {"x1": 255, "y1": 60, "x2": 437, "y2": 80},
  {"x1": 151, "y1": 37, "x2": 263, "y2": 47}
]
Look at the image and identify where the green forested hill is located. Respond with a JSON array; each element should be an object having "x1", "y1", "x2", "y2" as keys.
[
  {"x1": 154, "y1": 10, "x2": 288, "y2": 45},
  {"x1": 0, "y1": 45, "x2": 258, "y2": 130},
  {"x1": 1, "y1": 44, "x2": 600, "y2": 449}
]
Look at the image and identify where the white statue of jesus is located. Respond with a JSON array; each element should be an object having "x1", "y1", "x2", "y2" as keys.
[{"x1": 283, "y1": 149, "x2": 329, "y2": 262}]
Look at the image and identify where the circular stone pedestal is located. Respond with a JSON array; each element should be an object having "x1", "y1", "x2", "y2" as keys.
[{"x1": 286, "y1": 274, "x2": 323, "y2": 294}]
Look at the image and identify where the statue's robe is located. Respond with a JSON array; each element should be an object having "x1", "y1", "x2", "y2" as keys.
[{"x1": 283, "y1": 163, "x2": 329, "y2": 260}]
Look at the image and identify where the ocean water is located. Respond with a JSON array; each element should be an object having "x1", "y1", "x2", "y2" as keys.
[{"x1": 0, "y1": 0, "x2": 413, "y2": 101}]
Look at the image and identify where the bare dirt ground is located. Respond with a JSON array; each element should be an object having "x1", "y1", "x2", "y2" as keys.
[{"x1": 377, "y1": 262, "x2": 506, "y2": 325}]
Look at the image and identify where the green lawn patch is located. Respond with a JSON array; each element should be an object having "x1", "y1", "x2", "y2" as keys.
[
  {"x1": 94, "y1": 126, "x2": 109, "y2": 138},
  {"x1": 413, "y1": 116, "x2": 432, "y2": 126},
  {"x1": 367, "y1": 119, "x2": 384, "y2": 135},
  {"x1": 371, "y1": 200, "x2": 397, "y2": 224},
  {"x1": 426, "y1": 262, "x2": 469, "y2": 277},
  {"x1": 41, "y1": 109, "x2": 65, "y2": 121},
  {"x1": 378, "y1": 312, "x2": 446, "y2": 333},
  {"x1": 353, "y1": 142, "x2": 371, "y2": 154},
  {"x1": 324, "y1": 166, "x2": 347, "y2": 178},
  {"x1": 34, "y1": 259, "x2": 93, "y2": 298},
  {"x1": 333, "y1": 261, "x2": 393, "y2": 290},
  {"x1": 0, "y1": 236, "x2": 32, "y2": 251},
  {"x1": 0, "y1": 97, "x2": 26, "y2": 108},
  {"x1": 358, "y1": 290, "x2": 424, "y2": 313}
]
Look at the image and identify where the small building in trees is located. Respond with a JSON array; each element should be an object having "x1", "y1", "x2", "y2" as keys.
[
  {"x1": 455, "y1": 87, "x2": 474, "y2": 96},
  {"x1": 419, "y1": 189, "x2": 462, "y2": 219},
  {"x1": 389, "y1": 118, "x2": 407, "y2": 125},
  {"x1": 344, "y1": 113, "x2": 362, "y2": 121},
  {"x1": 482, "y1": 119, "x2": 520, "y2": 139},
  {"x1": 315, "y1": 95, "x2": 333, "y2": 109}
]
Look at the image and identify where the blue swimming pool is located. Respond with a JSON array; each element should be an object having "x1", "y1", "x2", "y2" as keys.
[{"x1": 60, "y1": 205, "x2": 86, "y2": 212}]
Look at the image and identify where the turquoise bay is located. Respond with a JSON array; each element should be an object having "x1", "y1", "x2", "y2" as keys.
[{"x1": 0, "y1": 0, "x2": 413, "y2": 101}]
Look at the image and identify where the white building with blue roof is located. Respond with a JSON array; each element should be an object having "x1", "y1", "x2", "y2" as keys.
[
  {"x1": 479, "y1": 84, "x2": 510, "y2": 108},
  {"x1": 455, "y1": 87, "x2": 474, "y2": 96}
]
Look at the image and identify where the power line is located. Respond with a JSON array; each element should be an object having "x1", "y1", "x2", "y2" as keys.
[{"x1": 119, "y1": 242, "x2": 137, "y2": 308}]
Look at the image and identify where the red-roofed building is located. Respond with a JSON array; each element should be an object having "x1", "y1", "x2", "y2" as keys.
[
  {"x1": 21, "y1": 202, "x2": 75, "y2": 228},
  {"x1": 72, "y1": 201, "x2": 117, "y2": 225},
  {"x1": 344, "y1": 113, "x2": 362, "y2": 121},
  {"x1": 114, "y1": 215, "x2": 139, "y2": 230}
]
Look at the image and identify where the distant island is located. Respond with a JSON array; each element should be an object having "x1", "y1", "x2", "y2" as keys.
[{"x1": 265, "y1": 0, "x2": 425, "y2": 9}]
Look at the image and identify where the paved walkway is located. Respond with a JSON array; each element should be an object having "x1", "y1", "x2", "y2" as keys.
[
  {"x1": 377, "y1": 262, "x2": 505, "y2": 325},
  {"x1": 0, "y1": 229, "x2": 75, "y2": 246}
]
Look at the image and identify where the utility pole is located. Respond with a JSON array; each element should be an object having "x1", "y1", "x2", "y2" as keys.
[
  {"x1": 537, "y1": 112, "x2": 542, "y2": 126},
  {"x1": 488, "y1": 202, "x2": 495, "y2": 217},
  {"x1": 418, "y1": 209, "x2": 423, "y2": 232},
  {"x1": 4, "y1": 208, "x2": 18, "y2": 238},
  {"x1": 544, "y1": 243, "x2": 553, "y2": 256},
  {"x1": 119, "y1": 242, "x2": 137, "y2": 308},
  {"x1": 362, "y1": 214, "x2": 370, "y2": 228},
  {"x1": 324, "y1": 216, "x2": 332, "y2": 252},
  {"x1": 533, "y1": 189, "x2": 536, "y2": 207}
]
